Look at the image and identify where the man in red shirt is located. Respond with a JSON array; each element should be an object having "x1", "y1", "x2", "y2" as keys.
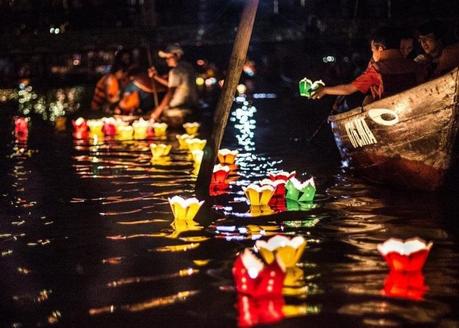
[{"x1": 312, "y1": 27, "x2": 424, "y2": 104}]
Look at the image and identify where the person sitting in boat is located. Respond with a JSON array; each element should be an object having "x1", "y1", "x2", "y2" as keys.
[
  {"x1": 91, "y1": 49, "x2": 131, "y2": 112},
  {"x1": 415, "y1": 20, "x2": 459, "y2": 79},
  {"x1": 312, "y1": 27, "x2": 425, "y2": 105},
  {"x1": 115, "y1": 67, "x2": 167, "y2": 115},
  {"x1": 400, "y1": 31, "x2": 416, "y2": 60},
  {"x1": 147, "y1": 43, "x2": 198, "y2": 125}
]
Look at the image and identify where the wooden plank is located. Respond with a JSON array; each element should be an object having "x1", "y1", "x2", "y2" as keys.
[{"x1": 195, "y1": 0, "x2": 259, "y2": 197}]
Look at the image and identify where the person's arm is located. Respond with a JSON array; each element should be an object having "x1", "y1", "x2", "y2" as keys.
[
  {"x1": 150, "y1": 87, "x2": 177, "y2": 120},
  {"x1": 148, "y1": 67, "x2": 169, "y2": 87},
  {"x1": 311, "y1": 84, "x2": 358, "y2": 99}
]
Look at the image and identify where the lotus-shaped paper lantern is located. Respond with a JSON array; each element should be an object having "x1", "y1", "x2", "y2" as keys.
[
  {"x1": 237, "y1": 295, "x2": 284, "y2": 327},
  {"x1": 102, "y1": 117, "x2": 117, "y2": 136},
  {"x1": 244, "y1": 183, "x2": 275, "y2": 206},
  {"x1": 260, "y1": 179, "x2": 286, "y2": 198},
  {"x1": 383, "y1": 271, "x2": 427, "y2": 301},
  {"x1": 87, "y1": 119, "x2": 104, "y2": 137},
  {"x1": 217, "y1": 148, "x2": 238, "y2": 165},
  {"x1": 377, "y1": 238, "x2": 433, "y2": 272},
  {"x1": 209, "y1": 182, "x2": 230, "y2": 196},
  {"x1": 268, "y1": 170, "x2": 296, "y2": 182},
  {"x1": 285, "y1": 177, "x2": 316, "y2": 203},
  {"x1": 176, "y1": 134, "x2": 193, "y2": 149},
  {"x1": 212, "y1": 164, "x2": 230, "y2": 184},
  {"x1": 152, "y1": 122, "x2": 168, "y2": 138},
  {"x1": 183, "y1": 122, "x2": 200, "y2": 135},
  {"x1": 299, "y1": 77, "x2": 325, "y2": 98},
  {"x1": 14, "y1": 117, "x2": 29, "y2": 141},
  {"x1": 116, "y1": 125, "x2": 133, "y2": 140},
  {"x1": 255, "y1": 235, "x2": 306, "y2": 270},
  {"x1": 72, "y1": 117, "x2": 88, "y2": 139},
  {"x1": 132, "y1": 118, "x2": 150, "y2": 140},
  {"x1": 150, "y1": 143, "x2": 172, "y2": 158},
  {"x1": 186, "y1": 138, "x2": 207, "y2": 151},
  {"x1": 191, "y1": 149, "x2": 203, "y2": 165},
  {"x1": 168, "y1": 196, "x2": 204, "y2": 223},
  {"x1": 232, "y1": 249, "x2": 285, "y2": 298}
]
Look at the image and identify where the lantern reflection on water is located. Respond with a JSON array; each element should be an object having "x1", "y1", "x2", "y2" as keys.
[
  {"x1": 237, "y1": 295, "x2": 284, "y2": 327},
  {"x1": 383, "y1": 270, "x2": 427, "y2": 300},
  {"x1": 377, "y1": 237, "x2": 433, "y2": 272}
]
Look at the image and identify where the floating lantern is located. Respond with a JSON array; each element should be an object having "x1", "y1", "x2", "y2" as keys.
[
  {"x1": 72, "y1": 117, "x2": 88, "y2": 139},
  {"x1": 217, "y1": 148, "x2": 238, "y2": 165},
  {"x1": 260, "y1": 179, "x2": 286, "y2": 198},
  {"x1": 383, "y1": 271, "x2": 427, "y2": 301},
  {"x1": 168, "y1": 196, "x2": 204, "y2": 223},
  {"x1": 54, "y1": 116, "x2": 66, "y2": 132},
  {"x1": 116, "y1": 125, "x2": 133, "y2": 140},
  {"x1": 268, "y1": 170, "x2": 296, "y2": 182},
  {"x1": 102, "y1": 117, "x2": 117, "y2": 136},
  {"x1": 87, "y1": 119, "x2": 104, "y2": 137},
  {"x1": 191, "y1": 149, "x2": 203, "y2": 166},
  {"x1": 255, "y1": 235, "x2": 306, "y2": 270},
  {"x1": 212, "y1": 164, "x2": 230, "y2": 184},
  {"x1": 183, "y1": 122, "x2": 200, "y2": 135},
  {"x1": 176, "y1": 134, "x2": 193, "y2": 149},
  {"x1": 132, "y1": 118, "x2": 150, "y2": 140},
  {"x1": 286, "y1": 199, "x2": 314, "y2": 211},
  {"x1": 299, "y1": 77, "x2": 325, "y2": 98},
  {"x1": 152, "y1": 122, "x2": 168, "y2": 138},
  {"x1": 244, "y1": 183, "x2": 275, "y2": 206},
  {"x1": 236, "y1": 83, "x2": 247, "y2": 95},
  {"x1": 232, "y1": 249, "x2": 285, "y2": 298},
  {"x1": 285, "y1": 177, "x2": 316, "y2": 203},
  {"x1": 14, "y1": 117, "x2": 29, "y2": 141},
  {"x1": 377, "y1": 238, "x2": 433, "y2": 272},
  {"x1": 150, "y1": 143, "x2": 172, "y2": 158},
  {"x1": 186, "y1": 138, "x2": 207, "y2": 151},
  {"x1": 237, "y1": 295, "x2": 284, "y2": 327}
]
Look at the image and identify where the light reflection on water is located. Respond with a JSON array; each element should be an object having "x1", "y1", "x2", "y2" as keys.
[{"x1": 0, "y1": 89, "x2": 459, "y2": 327}]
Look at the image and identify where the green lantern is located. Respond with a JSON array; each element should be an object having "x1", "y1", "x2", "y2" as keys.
[
  {"x1": 285, "y1": 177, "x2": 316, "y2": 203},
  {"x1": 299, "y1": 78, "x2": 325, "y2": 98}
]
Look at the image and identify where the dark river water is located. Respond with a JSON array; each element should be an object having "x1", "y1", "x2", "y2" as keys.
[{"x1": 1, "y1": 80, "x2": 459, "y2": 328}]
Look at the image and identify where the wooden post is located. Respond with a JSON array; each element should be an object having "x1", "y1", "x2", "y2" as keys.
[{"x1": 195, "y1": 0, "x2": 259, "y2": 197}]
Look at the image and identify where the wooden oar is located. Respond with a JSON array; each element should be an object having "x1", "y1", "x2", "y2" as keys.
[{"x1": 195, "y1": 0, "x2": 259, "y2": 197}]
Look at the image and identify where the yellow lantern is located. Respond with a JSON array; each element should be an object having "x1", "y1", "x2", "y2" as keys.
[
  {"x1": 255, "y1": 235, "x2": 306, "y2": 270},
  {"x1": 183, "y1": 122, "x2": 200, "y2": 135},
  {"x1": 153, "y1": 122, "x2": 168, "y2": 138},
  {"x1": 217, "y1": 148, "x2": 238, "y2": 165},
  {"x1": 176, "y1": 134, "x2": 193, "y2": 149},
  {"x1": 186, "y1": 138, "x2": 207, "y2": 151},
  {"x1": 132, "y1": 118, "x2": 150, "y2": 140},
  {"x1": 116, "y1": 125, "x2": 134, "y2": 140},
  {"x1": 150, "y1": 143, "x2": 172, "y2": 158},
  {"x1": 243, "y1": 183, "x2": 275, "y2": 206}
]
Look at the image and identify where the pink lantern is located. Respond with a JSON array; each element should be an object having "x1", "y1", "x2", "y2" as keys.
[
  {"x1": 237, "y1": 295, "x2": 284, "y2": 327},
  {"x1": 211, "y1": 164, "x2": 230, "y2": 184},
  {"x1": 14, "y1": 117, "x2": 29, "y2": 141},
  {"x1": 377, "y1": 238, "x2": 433, "y2": 272},
  {"x1": 232, "y1": 249, "x2": 285, "y2": 298},
  {"x1": 102, "y1": 119, "x2": 117, "y2": 137},
  {"x1": 383, "y1": 271, "x2": 427, "y2": 301},
  {"x1": 72, "y1": 118, "x2": 88, "y2": 139},
  {"x1": 268, "y1": 171, "x2": 296, "y2": 182}
]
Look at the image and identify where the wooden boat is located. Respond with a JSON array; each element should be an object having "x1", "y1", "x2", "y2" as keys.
[{"x1": 328, "y1": 67, "x2": 459, "y2": 191}]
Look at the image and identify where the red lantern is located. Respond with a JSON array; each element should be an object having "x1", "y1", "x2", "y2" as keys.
[
  {"x1": 14, "y1": 117, "x2": 29, "y2": 141},
  {"x1": 232, "y1": 249, "x2": 285, "y2": 298},
  {"x1": 209, "y1": 182, "x2": 229, "y2": 196},
  {"x1": 146, "y1": 126, "x2": 155, "y2": 138},
  {"x1": 237, "y1": 295, "x2": 284, "y2": 327},
  {"x1": 103, "y1": 121, "x2": 117, "y2": 137},
  {"x1": 383, "y1": 271, "x2": 427, "y2": 301},
  {"x1": 268, "y1": 171, "x2": 296, "y2": 182},
  {"x1": 212, "y1": 165, "x2": 230, "y2": 184},
  {"x1": 377, "y1": 238, "x2": 433, "y2": 272},
  {"x1": 72, "y1": 118, "x2": 88, "y2": 139}
]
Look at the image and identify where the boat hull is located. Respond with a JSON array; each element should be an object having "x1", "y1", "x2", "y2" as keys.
[{"x1": 328, "y1": 68, "x2": 459, "y2": 190}]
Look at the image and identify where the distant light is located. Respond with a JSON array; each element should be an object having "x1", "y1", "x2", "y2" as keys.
[
  {"x1": 195, "y1": 77, "x2": 205, "y2": 86},
  {"x1": 73, "y1": 59, "x2": 80, "y2": 66},
  {"x1": 54, "y1": 28, "x2": 60, "y2": 34},
  {"x1": 323, "y1": 56, "x2": 336, "y2": 63},
  {"x1": 253, "y1": 93, "x2": 277, "y2": 99},
  {"x1": 196, "y1": 59, "x2": 205, "y2": 66},
  {"x1": 236, "y1": 84, "x2": 247, "y2": 95},
  {"x1": 49, "y1": 28, "x2": 54, "y2": 34}
]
